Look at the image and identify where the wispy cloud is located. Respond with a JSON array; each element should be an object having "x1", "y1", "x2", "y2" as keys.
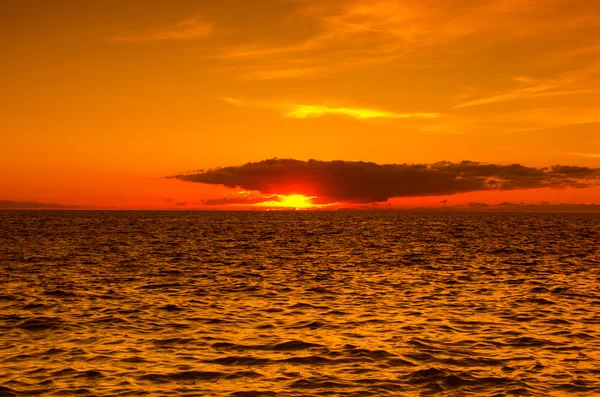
[
  {"x1": 456, "y1": 66, "x2": 599, "y2": 108},
  {"x1": 110, "y1": 18, "x2": 213, "y2": 42},
  {"x1": 562, "y1": 152, "x2": 600, "y2": 159},
  {"x1": 286, "y1": 104, "x2": 439, "y2": 120},
  {"x1": 218, "y1": 97, "x2": 245, "y2": 105},
  {"x1": 218, "y1": 0, "x2": 599, "y2": 79},
  {"x1": 219, "y1": 97, "x2": 438, "y2": 120},
  {"x1": 243, "y1": 66, "x2": 326, "y2": 80}
]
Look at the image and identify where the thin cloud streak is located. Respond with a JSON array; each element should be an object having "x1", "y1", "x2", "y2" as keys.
[
  {"x1": 110, "y1": 18, "x2": 213, "y2": 42},
  {"x1": 219, "y1": 97, "x2": 438, "y2": 121},
  {"x1": 456, "y1": 66, "x2": 600, "y2": 108},
  {"x1": 286, "y1": 105, "x2": 439, "y2": 120},
  {"x1": 562, "y1": 152, "x2": 600, "y2": 159},
  {"x1": 244, "y1": 67, "x2": 326, "y2": 80},
  {"x1": 219, "y1": 97, "x2": 245, "y2": 105}
]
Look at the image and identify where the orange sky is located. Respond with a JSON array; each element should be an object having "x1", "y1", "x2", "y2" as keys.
[{"x1": 1, "y1": 0, "x2": 599, "y2": 209}]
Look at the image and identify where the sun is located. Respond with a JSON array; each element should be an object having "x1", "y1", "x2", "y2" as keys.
[
  {"x1": 253, "y1": 194, "x2": 333, "y2": 210},
  {"x1": 278, "y1": 194, "x2": 315, "y2": 209}
]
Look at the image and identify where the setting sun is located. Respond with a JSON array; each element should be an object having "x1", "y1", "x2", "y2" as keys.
[
  {"x1": 254, "y1": 194, "x2": 318, "y2": 209},
  {"x1": 279, "y1": 194, "x2": 316, "y2": 209}
]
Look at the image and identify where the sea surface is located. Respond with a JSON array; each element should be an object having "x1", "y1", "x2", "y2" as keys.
[{"x1": 1, "y1": 211, "x2": 599, "y2": 397}]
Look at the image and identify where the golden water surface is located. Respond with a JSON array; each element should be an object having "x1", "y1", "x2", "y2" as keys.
[{"x1": 1, "y1": 211, "x2": 599, "y2": 396}]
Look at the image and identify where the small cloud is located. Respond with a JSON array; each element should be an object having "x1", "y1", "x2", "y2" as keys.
[
  {"x1": 286, "y1": 104, "x2": 439, "y2": 120},
  {"x1": 496, "y1": 201, "x2": 520, "y2": 206},
  {"x1": 110, "y1": 18, "x2": 213, "y2": 42},
  {"x1": 175, "y1": 202, "x2": 188, "y2": 206},
  {"x1": 219, "y1": 97, "x2": 245, "y2": 106}
]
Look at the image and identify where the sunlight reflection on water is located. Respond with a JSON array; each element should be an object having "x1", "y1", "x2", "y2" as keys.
[{"x1": 1, "y1": 211, "x2": 599, "y2": 396}]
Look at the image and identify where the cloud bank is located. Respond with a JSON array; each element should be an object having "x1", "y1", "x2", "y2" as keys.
[{"x1": 170, "y1": 159, "x2": 600, "y2": 203}]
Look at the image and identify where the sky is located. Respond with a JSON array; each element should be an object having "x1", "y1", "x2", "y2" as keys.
[{"x1": 1, "y1": 0, "x2": 600, "y2": 209}]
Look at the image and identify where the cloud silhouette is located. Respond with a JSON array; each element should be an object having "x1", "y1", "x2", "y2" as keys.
[{"x1": 170, "y1": 159, "x2": 600, "y2": 203}]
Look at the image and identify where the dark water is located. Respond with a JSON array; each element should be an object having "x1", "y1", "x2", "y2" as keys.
[{"x1": 1, "y1": 211, "x2": 599, "y2": 396}]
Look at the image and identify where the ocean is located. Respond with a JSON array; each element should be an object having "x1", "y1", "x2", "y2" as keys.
[{"x1": 1, "y1": 211, "x2": 599, "y2": 396}]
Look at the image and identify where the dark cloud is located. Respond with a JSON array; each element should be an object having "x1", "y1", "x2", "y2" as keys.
[
  {"x1": 0, "y1": 200, "x2": 78, "y2": 209},
  {"x1": 170, "y1": 158, "x2": 600, "y2": 203}
]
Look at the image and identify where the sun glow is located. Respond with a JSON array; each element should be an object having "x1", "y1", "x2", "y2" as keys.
[
  {"x1": 279, "y1": 194, "x2": 315, "y2": 208},
  {"x1": 254, "y1": 194, "x2": 333, "y2": 210}
]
